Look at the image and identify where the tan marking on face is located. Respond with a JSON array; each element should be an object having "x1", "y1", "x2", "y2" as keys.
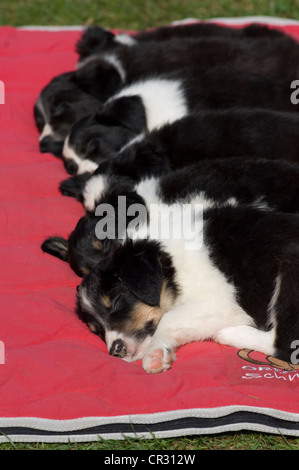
[
  {"x1": 159, "y1": 281, "x2": 175, "y2": 314},
  {"x1": 87, "y1": 322, "x2": 97, "y2": 333},
  {"x1": 120, "y1": 302, "x2": 162, "y2": 336},
  {"x1": 92, "y1": 240, "x2": 103, "y2": 251},
  {"x1": 101, "y1": 295, "x2": 111, "y2": 308},
  {"x1": 80, "y1": 267, "x2": 90, "y2": 276}
]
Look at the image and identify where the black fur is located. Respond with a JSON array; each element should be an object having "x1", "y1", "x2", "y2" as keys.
[
  {"x1": 43, "y1": 157, "x2": 299, "y2": 276},
  {"x1": 63, "y1": 95, "x2": 146, "y2": 174},
  {"x1": 62, "y1": 69, "x2": 296, "y2": 176},
  {"x1": 34, "y1": 72, "x2": 102, "y2": 157},
  {"x1": 76, "y1": 23, "x2": 290, "y2": 60},
  {"x1": 35, "y1": 27, "x2": 299, "y2": 157},
  {"x1": 76, "y1": 206, "x2": 299, "y2": 364},
  {"x1": 104, "y1": 108, "x2": 299, "y2": 183}
]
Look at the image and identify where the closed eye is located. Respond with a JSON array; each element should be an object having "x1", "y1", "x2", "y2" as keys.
[{"x1": 111, "y1": 293, "x2": 123, "y2": 311}]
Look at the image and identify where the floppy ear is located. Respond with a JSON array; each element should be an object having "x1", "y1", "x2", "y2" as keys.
[
  {"x1": 99, "y1": 96, "x2": 147, "y2": 133},
  {"x1": 117, "y1": 253, "x2": 163, "y2": 306},
  {"x1": 76, "y1": 27, "x2": 116, "y2": 59},
  {"x1": 41, "y1": 237, "x2": 69, "y2": 262},
  {"x1": 76, "y1": 60, "x2": 122, "y2": 101}
]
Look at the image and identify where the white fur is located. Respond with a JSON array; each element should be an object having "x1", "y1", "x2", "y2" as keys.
[
  {"x1": 39, "y1": 123, "x2": 54, "y2": 141},
  {"x1": 114, "y1": 34, "x2": 137, "y2": 47},
  {"x1": 62, "y1": 135, "x2": 99, "y2": 174},
  {"x1": 83, "y1": 174, "x2": 108, "y2": 211},
  {"x1": 108, "y1": 78, "x2": 188, "y2": 131}
]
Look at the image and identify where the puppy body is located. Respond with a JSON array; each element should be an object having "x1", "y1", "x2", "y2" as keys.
[
  {"x1": 76, "y1": 23, "x2": 288, "y2": 60},
  {"x1": 42, "y1": 156, "x2": 299, "y2": 280},
  {"x1": 81, "y1": 108, "x2": 299, "y2": 210},
  {"x1": 76, "y1": 206, "x2": 299, "y2": 373},
  {"x1": 61, "y1": 69, "x2": 297, "y2": 177}
]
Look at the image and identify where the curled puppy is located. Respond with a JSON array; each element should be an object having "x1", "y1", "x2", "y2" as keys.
[
  {"x1": 42, "y1": 157, "x2": 299, "y2": 277},
  {"x1": 75, "y1": 206, "x2": 299, "y2": 373}
]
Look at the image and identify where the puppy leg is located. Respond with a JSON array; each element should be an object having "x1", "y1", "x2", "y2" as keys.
[
  {"x1": 271, "y1": 244, "x2": 299, "y2": 363},
  {"x1": 142, "y1": 299, "x2": 250, "y2": 373},
  {"x1": 213, "y1": 325, "x2": 275, "y2": 356}
]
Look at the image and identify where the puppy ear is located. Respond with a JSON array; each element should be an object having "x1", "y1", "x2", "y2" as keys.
[
  {"x1": 76, "y1": 27, "x2": 116, "y2": 59},
  {"x1": 76, "y1": 60, "x2": 122, "y2": 101},
  {"x1": 41, "y1": 237, "x2": 69, "y2": 262},
  {"x1": 118, "y1": 253, "x2": 163, "y2": 306},
  {"x1": 99, "y1": 96, "x2": 147, "y2": 134}
]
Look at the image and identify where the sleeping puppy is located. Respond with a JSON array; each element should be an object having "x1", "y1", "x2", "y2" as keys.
[
  {"x1": 42, "y1": 157, "x2": 299, "y2": 277},
  {"x1": 75, "y1": 205, "x2": 299, "y2": 373},
  {"x1": 61, "y1": 68, "x2": 296, "y2": 178},
  {"x1": 36, "y1": 30, "x2": 299, "y2": 157},
  {"x1": 76, "y1": 22, "x2": 288, "y2": 60},
  {"x1": 79, "y1": 108, "x2": 299, "y2": 210},
  {"x1": 34, "y1": 71, "x2": 102, "y2": 158}
]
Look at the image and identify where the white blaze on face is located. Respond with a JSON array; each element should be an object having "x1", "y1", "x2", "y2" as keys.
[
  {"x1": 39, "y1": 123, "x2": 54, "y2": 141},
  {"x1": 63, "y1": 135, "x2": 98, "y2": 175},
  {"x1": 105, "y1": 330, "x2": 152, "y2": 362}
]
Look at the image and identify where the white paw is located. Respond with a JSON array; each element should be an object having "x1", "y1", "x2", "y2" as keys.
[{"x1": 142, "y1": 347, "x2": 176, "y2": 374}]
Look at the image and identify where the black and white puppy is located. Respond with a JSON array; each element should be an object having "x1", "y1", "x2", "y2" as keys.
[
  {"x1": 34, "y1": 71, "x2": 103, "y2": 157},
  {"x1": 61, "y1": 67, "x2": 297, "y2": 178},
  {"x1": 35, "y1": 29, "x2": 299, "y2": 157},
  {"x1": 75, "y1": 205, "x2": 299, "y2": 373},
  {"x1": 42, "y1": 157, "x2": 299, "y2": 277},
  {"x1": 80, "y1": 108, "x2": 299, "y2": 210},
  {"x1": 76, "y1": 22, "x2": 288, "y2": 60}
]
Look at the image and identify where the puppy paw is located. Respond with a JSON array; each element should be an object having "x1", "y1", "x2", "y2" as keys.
[{"x1": 142, "y1": 347, "x2": 176, "y2": 374}]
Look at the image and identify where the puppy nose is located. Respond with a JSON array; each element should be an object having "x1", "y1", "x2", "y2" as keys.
[
  {"x1": 109, "y1": 339, "x2": 127, "y2": 358},
  {"x1": 39, "y1": 136, "x2": 53, "y2": 153},
  {"x1": 63, "y1": 159, "x2": 79, "y2": 175}
]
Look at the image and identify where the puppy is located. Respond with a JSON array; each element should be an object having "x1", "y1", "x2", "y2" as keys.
[
  {"x1": 76, "y1": 23, "x2": 288, "y2": 60},
  {"x1": 61, "y1": 68, "x2": 295, "y2": 177},
  {"x1": 34, "y1": 72, "x2": 102, "y2": 157},
  {"x1": 42, "y1": 157, "x2": 299, "y2": 277},
  {"x1": 80, "y1": 108, "x2": 299, "y2": 210},
  {"x1": 36, "y1": 30, "x2": 299, "y2": 157},
  {"x1": 75, "y1": 205, "x2": 299, "y2": 373}
]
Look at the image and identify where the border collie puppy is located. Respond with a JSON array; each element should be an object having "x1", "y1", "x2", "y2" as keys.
[
  {"x1": 36, "y1": 30, "x2": 299, "y2": 157},
  {"x1": 34, "y1": 72, "x2": 102, "y2": 157},
  {"x1": 80, "y1": 108, "x2": 299, "y2": 210},
  {"x1": 75, "y1": 206, "x2": 299, "y2": 373},
  {"x1": 41, "y1": 157, "x2": 299, "y2": 277},
  {"x1": 61, "y1": 70, "x2": 296, "y2": 177},
  {"x1": 76, "y1": 23, "x2": 288, "y2": 60}
]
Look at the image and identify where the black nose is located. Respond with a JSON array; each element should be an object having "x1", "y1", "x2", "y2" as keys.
[
  {"x1": 39, "y1": 136, "x2": 64, "y2": 158},
  {"x1": 63, "y1": 158, "x2": 79, "y2": 175},
  {"x1": 109, "y1": 339, "x2": 127, "y2": 358},
  {"x1": 39, "y1": 135, "x2": 53, "y2": 153}
]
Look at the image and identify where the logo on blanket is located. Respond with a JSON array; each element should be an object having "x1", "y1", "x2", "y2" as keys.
[{"x1": 238, "y1": 348, "x2": 299, "y2": 371}]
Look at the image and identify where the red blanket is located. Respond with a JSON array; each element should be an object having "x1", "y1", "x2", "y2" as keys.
[{"x1": 1, "y1": 21, "x2": 299, "y2": 442}]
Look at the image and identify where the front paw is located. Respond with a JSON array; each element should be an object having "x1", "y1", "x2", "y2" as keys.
[{"x1": 142, "y1": 347, "x2": 176, "y2": 374}]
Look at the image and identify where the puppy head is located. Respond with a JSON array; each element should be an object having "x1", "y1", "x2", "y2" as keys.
[
  {"x1": 76, "y1": 240, "x2": 176, "y2": 361},
  {"x1": 35, "y1": 71, "x2": 102, "y2": 158},
  {"x1": 112, "y1": 135, "x2": 170, "y2": 182},
  {"x1": 62, "y1": 95, "x2": 146, "y2": 175}
]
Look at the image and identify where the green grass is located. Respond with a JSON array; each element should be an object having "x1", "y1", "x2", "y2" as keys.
[
  {"x1": 1, "y1": 431, "x2": 299, "y2": 450},
  {"x1": 1, "y1": 0, "x2": 299, "y2": 451},
  {"x1": 0, "y1": 0, "x2": 298, "y2": 29}
]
